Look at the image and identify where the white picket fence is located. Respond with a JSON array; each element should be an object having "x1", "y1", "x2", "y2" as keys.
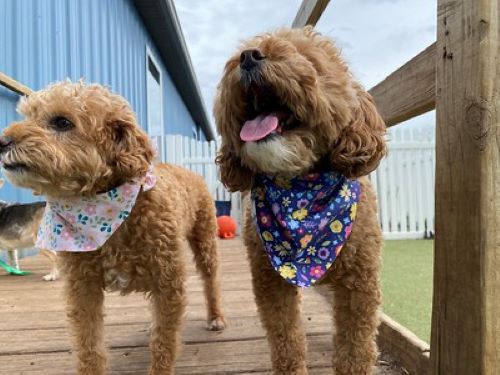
[
  {"x1": 370, "y1": 126, "x2": 436, "y2": 239},
  {"x1": 162, "y1": 135, "x2": 242, "y2": 231},
  {"x1": 159, "y1": 127, "x2": 436, "y2": 240}
]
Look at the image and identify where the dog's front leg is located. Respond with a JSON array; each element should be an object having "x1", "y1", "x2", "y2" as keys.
[
  {"x1": 331, "y1": 242, "x2": 381, "y2": 375},
  {"x1": 247, "y1": 240, "x2": 308, "y2": 375},
  {"x1": 65, "y1": 267, "x2": 106, "y2": 375},
  {"x1": 149, "y1": 247, "x2": 186, "y2": 375},
  {"x1": 332, "y1": 283, "x2": 380, "y2": 375},
  {"x1": 8, "y1": 250, "x2": 19, "y2": 269},
  {"x1": 40, "y1": 248, "x2": 59, "y2": 281}
]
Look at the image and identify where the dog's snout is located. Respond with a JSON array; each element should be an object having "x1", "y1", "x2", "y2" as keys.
[
  {"x1": 240, "y1": 49, "x2": 266, "y2": 71},
  {"x1": 0, "y1": 136, "x2": 13, "y2": 151}
]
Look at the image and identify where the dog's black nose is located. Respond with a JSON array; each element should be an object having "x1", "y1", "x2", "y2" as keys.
[
  {"x1": 0, "y1": 136, "x2": 13, "y2": 151},
  {"x1": 240, "y1": 49, "x2": 266, "y2": 71}
]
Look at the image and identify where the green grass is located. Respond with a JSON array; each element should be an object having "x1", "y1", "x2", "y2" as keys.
[{"x1": 381, "y1": 239, "x2": 434, "y2": 342}]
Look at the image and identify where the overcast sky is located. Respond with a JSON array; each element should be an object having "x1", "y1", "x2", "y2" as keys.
[{"x1": 175, "y1": 0, "x2": 437, "y2": 133}]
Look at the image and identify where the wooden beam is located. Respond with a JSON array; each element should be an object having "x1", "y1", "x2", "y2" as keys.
[
  {"x1": 369, "y1": 43, "x2": 436, "y2": 127},
  {"x1": 0, "y1": 72, "x2": 32, "y2": 96},
  {"x1": 293, "y1": 2, "x2": 437, "y2": 128},
  {"x1": 378, "y1": 313, "x2": 430, "y2": 375},
  {"x1": 431, "y1": 0, "x2": 500, "y2": 373},
  {"x1": 292, "y1": 0, "x2": 330, "y2": 28}
]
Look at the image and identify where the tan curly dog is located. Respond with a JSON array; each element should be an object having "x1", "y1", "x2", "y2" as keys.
[
  {"x1": 0, "y1": 82, "x2": 226, "y2": 375},
  {"x1": 215, "y1": 27, "x2": 386, "y2": 374}
]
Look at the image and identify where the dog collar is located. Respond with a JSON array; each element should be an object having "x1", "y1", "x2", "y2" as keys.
[
  {"x1": 251, "y1": 172, "x2": 360, "y2": 287},
  {"x1": 36, "y1": 167, "x2": 156, "y2": 252}
]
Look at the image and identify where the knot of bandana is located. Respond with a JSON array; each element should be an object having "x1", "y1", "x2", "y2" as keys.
[
  {"x1": 36, "y1": 167, "x2": 157, "y2": 252},
  {"x1": 252, "y1": 172, "x2": 360, "y2": 287}
]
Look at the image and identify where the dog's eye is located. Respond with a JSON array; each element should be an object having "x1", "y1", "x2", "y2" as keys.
[{"x1": 50, "y1": 116, "x2": 74, "y2": 131}]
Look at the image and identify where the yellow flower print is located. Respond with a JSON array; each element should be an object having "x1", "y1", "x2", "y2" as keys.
[
  {"x1": 292, "y1": 208, "x2": 308, "y2": 221},
  {"x1": 282, "y1": 197, "x2": 291, "y2": 207},
  {"x1": 282, "y1": 241, "x2": 291, "y2": 250},
  {"x1": 262, "y1": 231, "x2": 273, "y2": 241},
  {"x1": 307, "y1": 246, "x2": 316, "y2": 255},
  {"x1": 279, "y1": 264, "x2": 296, "y2": 279},
  {"x1": 330, "y1": 220, "x2": 343, "y2": 233},
  {"x1": 275, "y1": 176, "x2": 292, "y2": 189},
  {"x1": 339, "y1": 184, "x2": 352, "y2": 201},
  {"x1": 300, "y1": 234, "x2": 313, "y2": 248},
  {"x1": 350, "y1": 203, "x2": 357, "y2": 220},
  {"x1": 254, "y1": 187, "x2": 265, "y2": 200}
]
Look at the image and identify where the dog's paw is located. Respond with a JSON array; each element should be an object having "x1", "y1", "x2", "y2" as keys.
[
  {"x1": 43, "y1": 272, "x2": 59, "y2": 281},
  {"x1": 207, "y1": 316, "x2": 227, "y2": 331}
]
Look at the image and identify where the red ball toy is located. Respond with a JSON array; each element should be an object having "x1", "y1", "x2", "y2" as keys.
[{"x1": 217, "y1": 215, "x2": 237, "y2": 239}]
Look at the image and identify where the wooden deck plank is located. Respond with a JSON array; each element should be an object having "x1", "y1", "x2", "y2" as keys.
[
  {"x1": 0, "y1": 336, "x2": 397, "y2": 374},
  {"x1": 0, "y1": 315, "x2": 333, "y2": 355},
  {"x1": 0, "y1": 239, "x2": 402, "y2": 374},
  {"x1": 2, "y1": 335, "x2": 331, "y2": 372}
]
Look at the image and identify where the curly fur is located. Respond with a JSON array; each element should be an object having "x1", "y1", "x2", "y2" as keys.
[
  {"x1": 215, "y1": 27, "x2": 386, "y2": 191},
  {"x1": 2, "y1": 81, "x2": 226, "y2": 374},
  {"x1": 4, "y1": 82, "x2": 154, "y2": 197},
  {"x1": 214, "y1": 27, "x2": 385, "y2": 374}
]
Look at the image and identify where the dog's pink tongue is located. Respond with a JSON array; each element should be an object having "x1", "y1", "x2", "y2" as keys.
[{"x1": 240, "y1": 114, "x2": 279, "y2": 142}]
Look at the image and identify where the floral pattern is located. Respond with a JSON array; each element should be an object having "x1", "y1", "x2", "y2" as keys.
[
  {"x1": 36, "y1": 167, "x2": 157, "y2": 252},
  {"x1": 252, "y1": 172, "x2": 360, "y2": 287}
]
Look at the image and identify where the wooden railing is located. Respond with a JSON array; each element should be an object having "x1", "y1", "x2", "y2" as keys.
[
  {"x1": 292, "y1": 0, "x2": 330, "y2": 28},
  {"x1": 294, "y1": 1, "x2": 500, "y2": 374},
  {"x1": 369, "y1": 43, "x2": 436, "y2": 127},
  {"x1": 0, "y1": 72, "x2": 32, "y2": 96}
]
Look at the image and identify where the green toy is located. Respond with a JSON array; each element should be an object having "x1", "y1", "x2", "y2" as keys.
[{"x1": 0, "y1": 258, "x2": 31, "y2": 276}]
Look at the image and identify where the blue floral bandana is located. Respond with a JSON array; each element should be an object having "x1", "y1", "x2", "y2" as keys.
[{"x1": 251, "y1": 172, "x2": 360, "y2": 287}]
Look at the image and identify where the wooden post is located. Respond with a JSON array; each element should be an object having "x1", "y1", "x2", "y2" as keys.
[{"x1": 432, "y1": 0, "x2": 500, "y2": 373}]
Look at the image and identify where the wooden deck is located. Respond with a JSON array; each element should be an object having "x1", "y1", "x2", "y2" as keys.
[{"x1": 0, "y1": 239, "x2": 402, "y2": 374}]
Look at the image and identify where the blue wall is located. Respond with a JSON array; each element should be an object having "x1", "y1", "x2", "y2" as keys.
[{"x1": 0, "y1": 0, "x2": 200, "y2": 203}]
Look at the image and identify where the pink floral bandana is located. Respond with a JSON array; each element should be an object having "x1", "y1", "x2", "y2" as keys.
[{"x1": 36, "y1": 169, "x2": 156, "y2": 252}]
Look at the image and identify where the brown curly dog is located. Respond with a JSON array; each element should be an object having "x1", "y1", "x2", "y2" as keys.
[
  {"x1": 0, "y1": 82, "x2": 226, "y2": 375},
  {"x1": 215, "y1": 27, "x2": 386, "y2": 374}
]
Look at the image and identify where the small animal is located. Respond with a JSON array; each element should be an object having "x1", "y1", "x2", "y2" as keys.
[{"x1": 0, "y1": 179, "x2": 58, "y2": 280}]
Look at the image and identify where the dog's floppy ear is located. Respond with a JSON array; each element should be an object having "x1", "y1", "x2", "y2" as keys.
[
  {"x1": 216, "y1": 143, "x2": 253, "y2": 192},
  {"x1": 329, "y1": 88, "x2": 386, "y2": 178},
  {"x1": 108, "y1": 114, "x2": 154, "y2": 180}
]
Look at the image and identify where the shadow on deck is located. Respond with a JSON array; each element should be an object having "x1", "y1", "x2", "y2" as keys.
[{"x1": 0, "y1": 239, "x2": 402, "y2": 374}]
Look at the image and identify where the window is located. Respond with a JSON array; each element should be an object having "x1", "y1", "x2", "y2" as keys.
[{"x1": 146, "y1": 49, "x2": 164, "y2": 161}]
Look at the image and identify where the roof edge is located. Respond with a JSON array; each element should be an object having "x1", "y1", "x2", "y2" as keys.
[{"x1": 133, "y1": 0, "x2": 216, "y2": 140}]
